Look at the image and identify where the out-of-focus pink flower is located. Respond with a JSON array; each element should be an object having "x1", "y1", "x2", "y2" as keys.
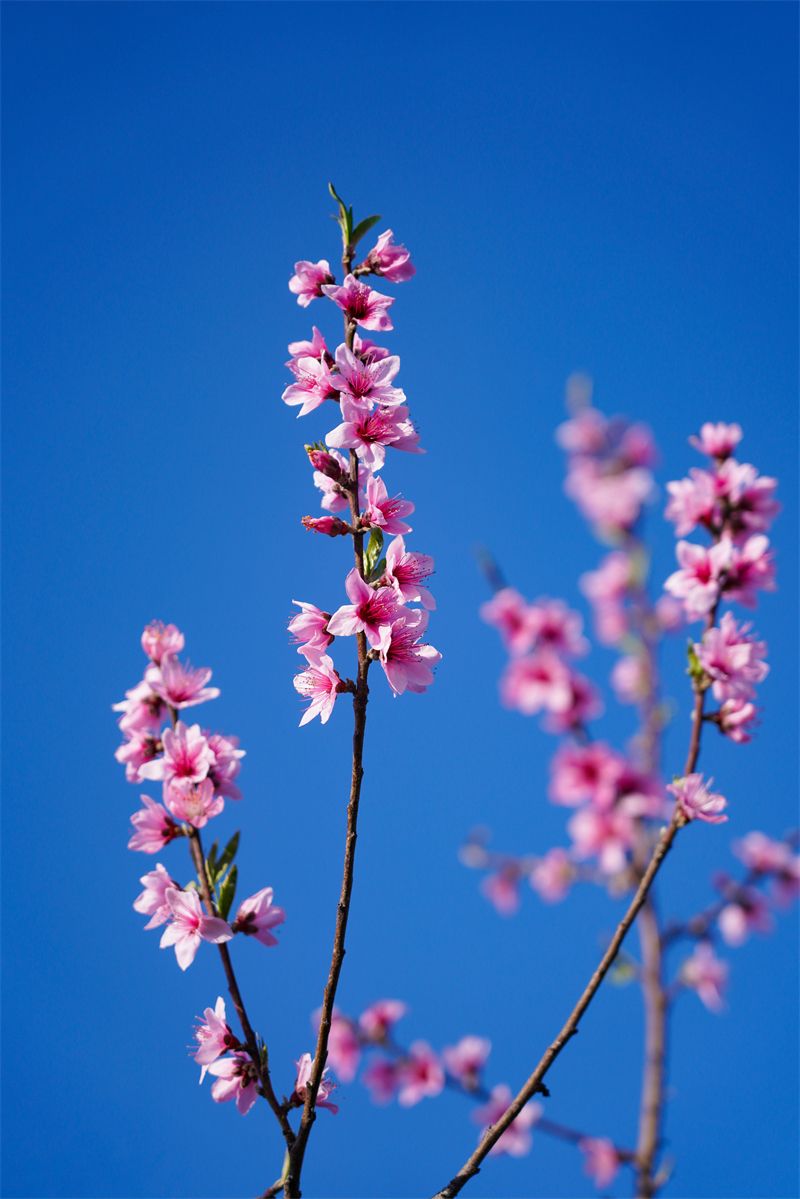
[
  {"x1": 377, "y1": 609, "x2": 441, "y2": 695},
  {"x1": 315, "y1": 1011, "x2": 360, "y2": 1082},
  {"x1": 334, "y1": 344, "x2": 405, "y2": 409},
  {"x1": 358, "y1": 999, "x2": 408, "y2": 1042},
  {"x1": 668, "y1": 774, "x2": 727, "y2": 824},
  {"x1": 481, "y1": 588, "x2": 534, "y2": 655},
  {"x1": 442, "y1": 1036, "x2": 491, "y2": 1087},
  {"x1": 383, "y1": 536, "x2": 435, "y2": 609},
  {"x1": 133, "y1": 863, "x2": 178, "y2": 929},
  {"x1": 680, "y1": 942, "x2": 728, "y2": 1011},
  {"x1": 565, "y1": 458, "x2": 653, "y2": 532},
  {"x1": 141, "y1": 621, "x2": 185, "y2": 664},
  {"x1": 544, "y1": 673, "x2": 603, "y2": 734},
  {"x1": 207, "y1": 1052, "x2": 259, "y2": 1114},
  {"x1": 232, "y1": 887, "x2": 285, "y2": 946},
  {"x1": 326, "y1": 398, "x2": 421, "y2": 471},
  {"x1": 293, "y1": 654, "x2": 342, "y2": 726},
  {"x1": 396, "y1": 1041, "x2": 444, "y2": 1106},
  {"x1": 294, "y1": 1052, "x2": 339, "y2": 1113},
  {"x1": 724, "y1": 535, "x2": 776, "y2": 606},
  {"x1": 611, "y1": 653, "x2": 649, "y2": 704},
  {"x1": 128, "y1": 795, "x2": 182, "y2": 853},
  {"x1": 720, "y1": 461, "x2": 780, "y2": 536},
  {"x1": 580, "y1": 552, "x2": 632, "y2": 646},
  {"x1": 289, "y1": 259, "x2": 333, "y2": 307},
  {"x1": 362, "y1": 1057, "x2": 399, "y2": 1103},
  {"x1": 697, "y1": 612, "x2": 768, "y2": 702},
  {"x1": 364, "y1": 230, "x2": 416, "y2": 282},
  {"x1": 328, "y1": 568, "x2": 403, "y2": 648},
  {"x1": 362, "y1": 474, "x2": 414, "y2": 535},
  {"x1": 655, "y1": 595, "x2": 684, "y2": 633},
  {"x1": 159, "y1": 887, "x2": 232, "y2": 970},
  {"x1": 115, "y1": 731, "x2": 161, "y2": 782},
  {"x1": 734, "y1": 832, "x2": 795, "y2": 875},
  {"x1": 165, "y1": 778, "x2": 224, "y2": 829},
  {"x1": 500, "y1": 651, "x2": 574, "y2": 716},
  {"x1": 282, "y1": 355, "x2": 340, "y2": 417},
  {"x1": 194, "y1": 997, "x2": 237, "y2": 1080},
  {"x1": 665, "y1": 469, "x2": 719, "y2": 536},
  {"x1": 717, "y1": 889, "x2": 773, "y2": 946},
  {"x1": 717, "y1": 697, "x2": 759, "y2": 743},
  {"x1": 151, "y1": 656, "x2": 220, "y2": 710},
  {"x1": 321, "y1": 274, "x2": 395, "y2": 331},
  {"x1": 139, "y1": 720, "x2": 213, "y2": 786},
  {"x1": 579, "y1": 1137, "x2": 621, "y2": 1188},
  {"x1": 530, "y1": 848, "x2": 574, "y2": 903},
  {"x1": 206, "y1": 732, "x2": 245, "y2": 800},
  {"x1": 568, "y1": 806, "x2": 635, "y2": 875},
  {"x1": 473, "y1": 1084, "x2": 541, "y2": 1157},
  {"x1": 289, "y1": 601, "x2": 333, "y2": 659},
  {"x1": 481, "y1": 868, "x2": 521, "y2": 915},
  {"x1": 664, "y1": 540, "x2": 731, "y2": 619},
  {"x1": 527, "y1": 599, "x2": 588, "y2": 657},
  {"x1": 690, "y1": 422, "x2": 743, "y2": 460}
]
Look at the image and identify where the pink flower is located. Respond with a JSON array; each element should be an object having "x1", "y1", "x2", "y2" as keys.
[
  {"x1": 580, "y1": 552, "x2": 632, "y2": 645},
  {"x1": 442, "y1": 1036, "x2": 491, "y2": 1087},
  {"x1": 115, "y1": 731, "x2": 161, "y2": 782},
  {"x1": 697, "y1": 612, "x2": 768, "y2": 701},
  {"x1": 128, "y1": 795, "x2": 182, "y2": 853},
  {"x1": 364, "y1": 229, "x2": 416, "y2": 282},
  {"x1": 139, "y1": 720, "x2": 213, "y2": 786},
  {"x1": 141, "y1": 621, "x2": 185, "y2": 664},
  {"x1": 568, "y1": 806, "x2": 636, "y2": 874},
  {"x1": 294, "y1": 1052, "x2": 338, "y2": 1113},
  {"x1": 734, "y1": 832, "x2": 795, "y2": 875},
  {"x1": 232, "y1": 887, "x2": 285, "y2": 946},
  {"x1": 377, "y1": 609, "x2": 441, "y2": 695},
  {"x1": 481, "y1": 868, "x2": 521, "y2": 916},
  {"x1": 113, "y1": 678, "x2": 167, "y2": 737},
  {"x1": 328, "y1": 568, "x2": 402, "y2": 648},
  {"x1": 526, "y1": 600, "x2": 588, "y2": 658},
  {"x1": 611, "y1": 653, "x2": 648, "y2": 704},
  {"x1": 481, "y1": 588, "x2": 535, "y2": 655},
  {"x1": 293, "y1": 654, "x2": 342, "y2": 725},
  {"x1": 680, "y1": 942, "x2": 728, "y2": 1011},
  {"x1": 194, "y1": 997, "x2": 238, "y2": 1080},
  {"x1": 362, "y1": 474, "x2": 414, "y2": 535},
  {"x1": 151, "y1": 655, "x2": 220, "y2": 709},
  {"x1": 362, "y1": 1058, "x2": 399, "y2": 1103},
  {"x1": 302, "y1": 515, "x2": 350, "y2": 537},
  {"x1": 383, "y1": 536, "x2": 435, "y2": 608},
  {"x1": 207, "y1": 1052, "x2": 259, "y2": 1114},
  {"x1": 282, "y1": 355, "x2": 340, "y2": 417},
  {"x1": 717, "y1": 889, "x2": 773, "y2": 945},
  {"x1": 717, "y1": 697, "x2": 759, "y2": 743},
  {"x1": 353, "y1": 333, "x2": 391, "y2": 363},
  {"x1": 544, "y1": 672, "x2": 602, "y2": 733},
  {"x1": 564, "y1": 458, "x2": 653, "y2": 532},
  {"x1": 289, "y1": 601, "x2": 333, "y2": 658},
  {"x1": 288, "y1": 259, "x2": 333, "y2": 307},
  {"x1": 321, "y1": 274, "x2": 394, "y2": 331},
  {"x1": 133, "y1": 863, "x2": 178, "y2": 929},
  {"x1": 668, "y1": 774, "x2": 728, "y2": 824},
  {"x1": 690, "y1": 422, "x2": 742, "y2": 459},
  {"x1": 529, "y1": 848, "x2": 574, "y2": 903},
  {"x1": 580, "y1": 1137, "x2": 621, "y2": 1188},
  {"x1": 326, "y1": 397, "x2": 421, "y2": 471},
  {"x1": 724, "y1": 534, "x2": 776, "y2": 606},
  {"x1": 316, "y1": 1012, "x2": 360, "y2": 1082},
  {"x1": 333, "y1": 344, "x2": 405, "y2": 409},
  {"x1": 720, "y1": 461, "x2": 780, "y2": 536},
  {"x1": 310, "y1": 448, "x2": 361, "y2": 513},
  {"x1": 473, "y1": 1084, "x2": 541, "y2": 1157},
  {"x1": 358, "y1": 999, "x2": 408, "y2": 1042},
  {"x1": 165, "y1": 778, "x2": 224, "y2": 828},
  {"x1": 396, "y1": 1041, "x2": 444, "y2": 1106},
  {"x1": 206, "y1": 732, "x2": 245, "y2": 800},
  {"x1": 665, "y1": 469, "x2": 718, "y2": 536},
  {"x1": 655, "y1": 595, "x2": 684, "y2": 633},
  {"x1": 664, "y1": 539, "x2": 731, "y2": 619},
  {"x1": 549, "y1": 743, "x2": 624, "y2": 809},
  {"x1": 159, "y1": 887, "x2": 232, "y2": 970},
  {"x1": 287, "y1": 325, "x2": 329, "y2": 364},
  {"x1": 500, "y1": 651, "x2": 574, "y2": 716}
]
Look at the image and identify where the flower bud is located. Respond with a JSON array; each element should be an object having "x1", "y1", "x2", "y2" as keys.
[{"x1": 301, "y1": 515, "x2": 350, "y2": 537}]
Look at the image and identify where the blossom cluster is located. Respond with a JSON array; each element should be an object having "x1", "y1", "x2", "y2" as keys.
[{"x1": 285, "y1": 219, "x2": 440, "y2": 721}]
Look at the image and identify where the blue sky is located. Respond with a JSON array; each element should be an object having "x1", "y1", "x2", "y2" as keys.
[{"x1": 2, "y1": 4, "x2": 797, "y2": 1198}]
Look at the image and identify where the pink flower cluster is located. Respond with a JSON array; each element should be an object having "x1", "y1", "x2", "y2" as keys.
[
  {"x1": 284, "y1": 226, "x2": 440, "y2": 722},
  {"x1": 557, "y1": 403, "x2": 656, "y2": 536}
]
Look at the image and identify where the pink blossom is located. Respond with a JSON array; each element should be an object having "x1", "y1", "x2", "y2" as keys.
[
  {"x1": 353, "y1": 333, "x2": 391, "y2": 363},
  {"x1": 128, "y1": 795, "x2": 181, "y2": 853},
  {"x1": 302, "y1": 515, "x2": 350, "y2": 537},
  {"x1": 442, "y1": 1036, "x2": 491, "y2": 1087},
  {"x1": 668, "y1": 774, "x2": 728, "y2": 824},
  {"x1": 321, "y1": 273, "x2": 395, "y2": 331},
  {"x1": 611, "y1": 653, "x2": 648, "y2": 704},
  {"x1": 133, "y1": 863, "x2": 178, "y2": 929},
  {"x1": 529, "y1": 848, "x2": 574, "y2": 902},
  {"x1": 724, "y1": 534, "x2": 776, "y2": 605},
  {"x1": 207, "y1": 1052, "x2": 259, "y2": 1114},
  {"x1": 289, "y1": 601, "x2": 333, "y2": 658},
  {"x1": 287, "y1": 325, "x2": 329, "y2": 365},
  {"x1": 232, "y1": 887, "x2": 285, "y2": 946},
  {"x1": 481, "y1": 869, "x2": 521, "y2": 915},
  {"x1": 664, "y1": 539, "x2": 731, "y2": 619},
  {"x1": 680, "y1": 942, "x2": 729, "y2": 1011},
  {"x1": 206, "y1": 732, "x2": 245, "y2": 800},
  {"x1": 580, "y1": 1137, "x2": 621, "y2": 1188},
  {"x1": 358, "y1": 999, "x2": 408, "y2": 1042},
  {"x1": 310, "y1": 448, "x2": 359, "y2": 513},
  {"x1": 500, "y1": 651, "x2": 573, "y2": 716},
  {"x1": 473, "y1": 1084, "x2": 541, "y2": 1157},
  {"x1": 194, "y1": 997, "x2": 237, "y2": 1080},
  {"x1": 717, "y1": 697, "x2": 759, "y2": 743},
  {"x1": 722, "y1": 461, "x2": 780, "y2": 536},
  {"x1": 294, "y1": 1052, "x2": 339, "y2": 1113},
  {"x1": 565, "y1": 458, "x2": 653, "y2": 532},
  {"x1": 383, "y1": 536, "x2": 435, "y2": 609},
  {"x1": 115, "y1": 731, "x2": 161, "y2": 782},
  {"x1": 396, "y1": 1041, "x2": 444, "y2": 1106},
  {"x1": 362, "y1": 474, "x2": 414, "y2": 535},
  {"x1": 151, "y1": 655, "x2": 220, "y2": 710},
  {"x1": 165, "y1": 778, "x2": 224, "y2": 828},
  {"x1": 544, "y1": 672, "x2": 602, "y2": 733},
  {"x1": 697, "y1": 612, "x2": 768, "y2": 701},
  {"x1": 580, "y1": 552, "x2": 632, "y2": 645},
  {"x1": 364, "y1": 229, "x2": 416, "y2": 282},
  {"x1": 316, "y1": 1012, "x2": 360, "y2": 1082},
  {"x1": 326, "y1": 398, "x2": 421, "y2": 471},
  {"x1": 288, "y1": 259, "x2": 333, "y2": 307},
  {"x1": 655, "y1": 595, "x2": 684, "y2": 632},
  {"x1": 377, "y1": 609, "x2": 441, "y2": 695},
  {"x1": 141, "y1": 621, "x2": 185, "y2": 664},
  {"x1": 293, "y1": 654, "x2": 342, "y2": 725},
  {"x1": 690, "y1": 422, "x2": 743, "y2": 459},
  {"x1": 718, "y1": 890, "x2": 773, "y2": 945},
  {"x1": 328, "y1": 568, "x2": 402, "y2": 648},
  {"x1": 526, "y1": 599, "x2": 588, "y2": 657},
  {"x1": 556, "y1": 406, "x2": 609, "y2": 456},
  {"x1": 282, "y1": 355, "x2": 340, "y2": 417},
  {"x1": 139, "y1": 720, "x2": 213, "y2": 786},
  {"x1": 333, "y1": 344, "x2": 405, "y2": 409},
  {"x1": 481, "y1": 588, "x2": 536, "y2": 655},
  {"x1": 362, "y1": 1057, "x2": 399, "y2": 1103},
  {"x1": 568, "y1": 806, "x2": 635, "y2": 874},
  {"x1": 665, "y1": 469, "x2": 718, "y2": 536},
  {"x1": 734, "y1": 832, "x2": 795, "y2": 876},
  {"x1": 113, "y1": 678, "x2": 167, "y2": 737},
  {"x1": 159, "y1": 887, "x2": 232, "y2": 970}
]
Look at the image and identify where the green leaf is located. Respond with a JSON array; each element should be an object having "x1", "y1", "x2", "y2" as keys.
[
  {"x1": 369, "y1": 556, "x2": 387, "y2": 584},
  {"x1": 609, "y1": 955, "x2": 637, "y2": 986},
  {"x1": 351, "y1": 214, "x2": 381, "y2": 248},
  {"x1": 363, "y1": 529, "x2": 384, "y2": 577},
  {"x1": 218, "y1": 831, "x2": 240, "y2": 874},
  {"x1": 217, "y1": 865, "x2": 238, "y2": 921}
]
